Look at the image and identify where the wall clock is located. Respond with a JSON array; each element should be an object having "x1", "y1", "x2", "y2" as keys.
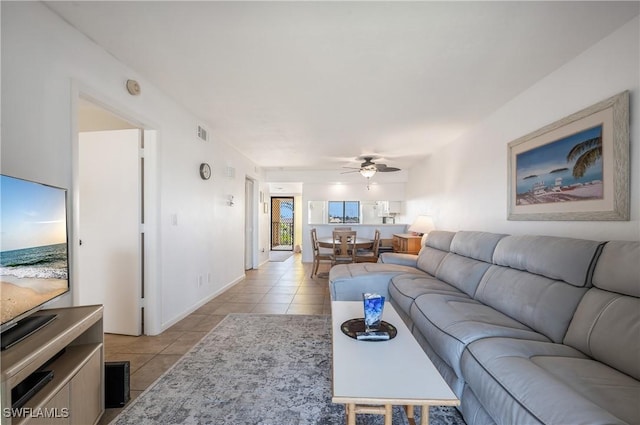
[{"x1": 199, "y1": 163, "x2": 211, "y2": 180}]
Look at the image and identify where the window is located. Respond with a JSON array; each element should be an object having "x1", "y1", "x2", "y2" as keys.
[{"x1": 328, "y1": 201, "x2": 360, "y2": 223}]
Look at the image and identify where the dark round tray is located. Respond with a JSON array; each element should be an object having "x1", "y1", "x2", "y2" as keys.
[{"x1": 340, "y1": 318, "x2": 397, "y2": 341}]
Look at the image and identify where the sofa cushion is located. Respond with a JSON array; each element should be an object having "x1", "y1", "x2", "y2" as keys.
[
  {"x1": 328, "y1": 263, "x2": 425, "y2": 301},
  {"x1": 564, "y1": 288, "x2": 640, "y2": 381},
  {"x1": 389, "y1": 273, "x2": 468, "y2": 316},
  {"x1": 410, "y1": 294, "x2": 549, "y2": 379},
  {"x1": 412, "y1": 230, "x2": 455, "y2": 275},
  {"x1": 460, "y1": 385, "x2": 497, "y2": 425},
  {"x1": 474, "y1": 266, "x2": 588, "y2": 343},
  {"x1": 435, "y1": 254, "x2": 493, "y2": 297},
  {"x1": 492, "y1": 235, "x2": 603, "y2": 288},
  {"x1": 450, "y1": 231, "x2": 507, "y2": 263},
  {"x1": 563, "y1": 241, "x2": 640, "y2": 381},
  {"x1": 462, "y1": 337, "x2": 639, "y2": 425},
  {"x1": 424, "y1": 230, "x2": 457, "y2": 251},
  {"x1": 416, "y1": 246, "x2": 450, "y2": 276},
  {"x1": 431, "y1": 231, "x2": 506, "y2": 297},
  {"x1": 379, "y1": 252, "x2": 418, "y2": 267},
  {"x1": 592, "y1": 240, "x2": 640, "y2": 296}
]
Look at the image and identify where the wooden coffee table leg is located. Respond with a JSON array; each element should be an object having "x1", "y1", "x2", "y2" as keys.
[
  {"x1": 346, "y1": 403, "x2": 356, "y2": 425},
  {"x1": 405, "y1": 405, "x2": 416, "y2": 425},
  {"x1": 384, "y1": 404, "x2": 392, "y2": 425},
  {"x1": 421, "y1": 405, "x2": 429, "y2": 425}
]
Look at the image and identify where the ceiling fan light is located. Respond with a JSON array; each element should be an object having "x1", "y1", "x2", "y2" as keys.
[{"x1": 359, "y1": 167, "x2": 377, "y2": 178}]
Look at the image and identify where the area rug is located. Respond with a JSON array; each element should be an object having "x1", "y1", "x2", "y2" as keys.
[
  {"x1": 111, "y1": 314, "x2": 466, "y2": 425},
  {"x1": 269, "y1": 251, "x2": 294, "y2": 262}
]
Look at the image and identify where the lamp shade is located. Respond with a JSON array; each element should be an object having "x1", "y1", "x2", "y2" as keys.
[{"x1": 408, "y1": 215, "x2": 434, "y2": 235}]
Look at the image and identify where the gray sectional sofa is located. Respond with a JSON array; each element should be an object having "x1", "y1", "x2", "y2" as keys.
[{"x1": 329, "y1": 230, "x2": 640, "y2": 425}]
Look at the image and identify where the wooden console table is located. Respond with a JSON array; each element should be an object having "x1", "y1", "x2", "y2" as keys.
[
  {"x1": 0, "y1": 305, "x2": 104, "y2": 425},
  {"x1": 392, "y1": 233, "x2": 422, "y2": 255}
]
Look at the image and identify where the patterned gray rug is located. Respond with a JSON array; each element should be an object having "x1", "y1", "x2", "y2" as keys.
[{"x1": 111, "y1": 314, "x2": 466, "y2": 425}]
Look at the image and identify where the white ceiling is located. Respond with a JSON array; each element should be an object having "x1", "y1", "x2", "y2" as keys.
[{"x1": 46, "y1": 1, "x2": 638, "y2": 172}]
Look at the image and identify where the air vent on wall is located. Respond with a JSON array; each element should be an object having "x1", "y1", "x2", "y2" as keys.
[{"x1": 197, "y1": 125, "x2": 208, "y2": 142}]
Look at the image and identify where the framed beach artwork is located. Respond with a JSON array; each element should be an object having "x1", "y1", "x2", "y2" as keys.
[{"x1": 508, "y1": 91, "x2": 629, "y2": 221}]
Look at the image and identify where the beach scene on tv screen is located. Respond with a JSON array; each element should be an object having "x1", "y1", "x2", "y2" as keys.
[{"x1": 0, "y1": 176, "x2": 68, "y2": 325}]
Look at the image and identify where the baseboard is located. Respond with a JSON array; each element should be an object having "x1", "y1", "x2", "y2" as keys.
[{"x1": 160, "y1": 274, "x2": 246, "y2": 332}]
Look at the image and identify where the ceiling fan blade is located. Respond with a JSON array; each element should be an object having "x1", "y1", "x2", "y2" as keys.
[
  {"x1": 340, "y1": 170, "x2": 359, "y2": 174},
  {"x1": 378, "y1": 167, "x2": 401, "y2": 172}
]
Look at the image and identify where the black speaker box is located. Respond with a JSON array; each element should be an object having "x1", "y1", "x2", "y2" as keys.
[{"x1": 105, "y1": 361, "x2": 130, "y2": 408}]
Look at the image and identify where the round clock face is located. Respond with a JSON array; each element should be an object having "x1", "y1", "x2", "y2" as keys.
[{"x1": 199, "y1": 163, "x2": 211, "y2": 180}]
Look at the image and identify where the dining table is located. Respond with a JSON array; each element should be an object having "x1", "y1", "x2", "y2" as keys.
[
  {"x1": 316, "y1": 237, "x2": 373, "y2": 249},
  {"x1": 315, "y1": 236, "x2": 373, "y2": 277}
]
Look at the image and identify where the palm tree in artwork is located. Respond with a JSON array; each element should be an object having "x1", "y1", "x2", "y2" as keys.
[{"x1": 566, "y1": 135, "x2": 602, "y2": 178}]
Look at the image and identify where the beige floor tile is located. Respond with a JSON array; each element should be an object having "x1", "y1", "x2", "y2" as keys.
[
  {"x1": 272, "y1": 279, "x2": 303, "y2": 287},
  {"x1": 161, "y1": 331, "x2": 208, "y2": 355},
  {"x1": 296, "y1": 286, "x2": 328, "y2": 295},
  {"x1": 251, "y1": 303, "x2": 290, "y2": 314},
  {"x1": 191, "y1": 314, "x2": 226, "y2": 332},
  {"x1": 193, "y1": 302, "x2": 224, "y2": 315},
  {"x1": 267, "y1": 286, "x2": 299, "y2": 294},
  {"x1": 229, "y1": 292, "x2": 268, "y2": 303},
  {"x1": 104, "y1": 352, "x2": 155, "y2": 375},
  {"x1": 130, "y1": 354, "x2": 183, "y2": 391},
  {"x1": 211, "y1": 302, "x2": 257, "y2": 315},
  {"x1": 259, "y1": 293, "x2": 295, "y2": 304},
  {"x1": 291, "y1": 294, "x2": 326, "y2": 305},
  {"x1": 286, "y1": 304, "x2": 325, "y2": 315},
  {"x1": 166, "y1": 314, "x2": 207, "y2": 332}
]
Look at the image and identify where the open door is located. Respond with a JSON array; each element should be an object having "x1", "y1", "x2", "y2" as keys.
[
  {"x1": 271, "y1": 197, "x2": 294, "y2": 251},
  {"x1": 78, "y1": 129, "x2": 142, "y2": 335}
]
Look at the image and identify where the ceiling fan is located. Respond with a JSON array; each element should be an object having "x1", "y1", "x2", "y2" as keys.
[{"x1": 341, "y1": 156, "x2": 401, "y2": 178}]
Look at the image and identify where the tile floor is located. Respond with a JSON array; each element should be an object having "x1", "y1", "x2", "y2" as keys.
[{"x1": 99, "y1": 253, "x2": 330, "y2": 424}]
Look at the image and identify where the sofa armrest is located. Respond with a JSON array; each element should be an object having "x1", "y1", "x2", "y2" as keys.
[
  {"x1": 379, "y1": 252, "x2": 418, "y2": 268},
  {"x1": 329, "y1": 263, "x2": 426, "y2": 301}
]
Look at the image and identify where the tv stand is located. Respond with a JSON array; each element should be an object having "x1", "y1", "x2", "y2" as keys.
[
  {"x1": 0, "y1": 306, "x2": 104, "y2": 425},
  {"x1": 1, "y1": 314, "x2": 57, "y2": 351}
]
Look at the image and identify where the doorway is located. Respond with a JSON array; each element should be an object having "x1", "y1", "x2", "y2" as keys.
[
  {"x1": 245, "y1": 178, "x2": 255, "y2": 270},
  {"x1": 76, "y1": 97, "x2": 148, "y2": 336},
  {"x1": 271, "y1": 197, "x2": 294, "y2": 251}
]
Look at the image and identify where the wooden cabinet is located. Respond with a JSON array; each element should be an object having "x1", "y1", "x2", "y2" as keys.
[
  {"x1": 392, "y1": 233, "x2": 422, "y2": 255},
  {"x1": 1, "y1": 306, "x2": 104, "y2": 425}
]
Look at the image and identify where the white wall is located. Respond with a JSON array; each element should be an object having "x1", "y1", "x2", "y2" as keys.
[
  {"x1": 300, "y1": 182, "x2": 408, "y2": 262},
  {"x1": 1, "y1": 2, "x2": 264, "y2": 333},
  {"x1": 406, "y1": 17, "x2": 640, "y2": 241}
]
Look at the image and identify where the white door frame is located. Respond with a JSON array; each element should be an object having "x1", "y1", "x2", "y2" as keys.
[
  {"x1": 245, "y1": 177, "x2": 260, "y2": 269},
  {"x1": 244, "y1": 178, "x2": 254, "y2": 270},
  {"x1": 70, "y1": 81, "x2": 161, "y2": 335}
]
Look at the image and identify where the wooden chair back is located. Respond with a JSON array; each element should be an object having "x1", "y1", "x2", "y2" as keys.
[
  {"x1": 311, "y1": 228, "x2": 320, "y2": 255},
  {"x1": 356, "y1": 229, "x2": 380, "y2": 263},
  {"x1": 332, "y1": 230, "x2": 357, "y2": 263},
  {"x1": 334, "y1": 226, "x2": 352, "y2": 231},
  {"x1": 371, "y1": 229, "x2": 381, "y2": 256}
]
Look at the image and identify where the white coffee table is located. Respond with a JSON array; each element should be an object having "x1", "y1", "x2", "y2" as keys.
[{"x1": 331, "y1": 301, "x2": 459, "y2": 425}]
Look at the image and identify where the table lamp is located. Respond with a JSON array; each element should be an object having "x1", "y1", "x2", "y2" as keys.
[{"x1": 408, "y1": 215, "x2": 435, "y2": 236}]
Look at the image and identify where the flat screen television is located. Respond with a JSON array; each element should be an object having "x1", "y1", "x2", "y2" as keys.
[{"x1": 0, "y1": 174, "x2": 70, "y2": 349}]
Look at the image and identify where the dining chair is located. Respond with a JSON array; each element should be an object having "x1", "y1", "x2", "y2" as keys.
[
  {"x1": 310, "y1": 228, "x2": 333, "y2": 277},
  {"x1": 332, "y1": 230, "x2": 357, "y2": 265},
  {"x1": 356, "y1": 229, "x2": 380, "y2": 263}
]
